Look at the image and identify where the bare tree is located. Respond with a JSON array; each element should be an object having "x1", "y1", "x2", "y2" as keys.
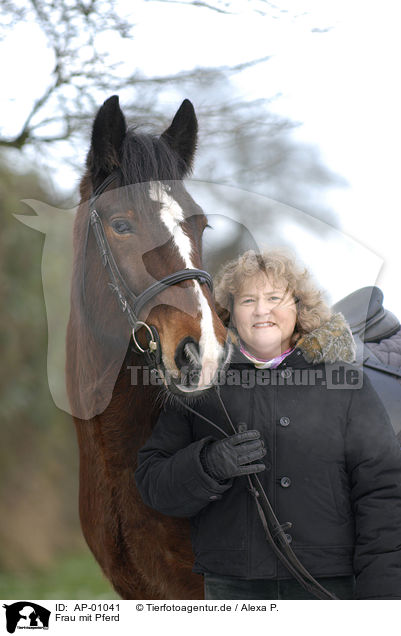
[
  {"x1": 0, "y1": 0, "x2": 282, "y2": 151},
  {"x1": 1, "y1": 0, "x2": 341, "y2": 228}
]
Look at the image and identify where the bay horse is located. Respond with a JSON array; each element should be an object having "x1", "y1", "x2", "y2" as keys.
[{"x1": 66, "y1": 96, "x2": 229, "y2": 599}]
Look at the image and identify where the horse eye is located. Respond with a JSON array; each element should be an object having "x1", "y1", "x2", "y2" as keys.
[{"x1": 111, "y1": 218, "x2": 133, "y2": 234}]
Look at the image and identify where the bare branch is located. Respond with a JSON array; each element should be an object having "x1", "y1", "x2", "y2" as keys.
[
  {"x1": 0, "y1": 0, "x2": 316, "y2": 152},
  {"x1": 143, "y1": 0, "x2": 288, "y2": 16},
  {"x1": 144, "y1": 0, "x2": 234, "y2": 14}
]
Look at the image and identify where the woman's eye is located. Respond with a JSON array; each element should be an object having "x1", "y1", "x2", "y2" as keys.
[
  {"x1": 242, "y1": 298, "x2": 254, "y2": 304},
  {"x1": 111, "y1": 219, "x2": 133, "y2": 234}
]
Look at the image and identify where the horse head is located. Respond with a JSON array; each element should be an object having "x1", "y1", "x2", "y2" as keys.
[{"x1": 70, "y1": 96, "x2": 230, "y2": 418}]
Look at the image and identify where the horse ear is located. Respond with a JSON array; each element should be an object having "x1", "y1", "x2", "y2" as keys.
[
  {"x1": 89, "y1": 95, "x2": 127, "y2": 182},
  {"x1": 161, "y1": 99, "x2": 198, "y2": 174}
]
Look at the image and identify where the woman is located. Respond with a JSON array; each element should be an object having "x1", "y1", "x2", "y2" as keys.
[{"x1": 135, "y1": 249, "x2": 401, "y2": 600}]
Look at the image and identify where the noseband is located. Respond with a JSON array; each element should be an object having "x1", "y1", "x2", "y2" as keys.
[{"x1": 85, "y1": 171, "x2": 213, "y2": 366}]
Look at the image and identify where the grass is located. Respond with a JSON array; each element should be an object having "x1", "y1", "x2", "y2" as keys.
[{"x1": 0, "y1": 551, "x2": 119, "y2": 600}]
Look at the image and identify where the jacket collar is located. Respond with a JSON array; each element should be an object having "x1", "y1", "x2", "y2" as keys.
[{"x1": 228, "y1": 312, "x2": 356, "y2": 366}]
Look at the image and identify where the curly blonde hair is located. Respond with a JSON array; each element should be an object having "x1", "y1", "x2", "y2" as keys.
[{"x1": 214, "y1": 249, "x2": 332, "y2": 342}]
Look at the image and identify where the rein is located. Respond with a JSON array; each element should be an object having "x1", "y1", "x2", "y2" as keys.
[{"x1": 175, "y1": 389, "x2": 338, "y2": 600}]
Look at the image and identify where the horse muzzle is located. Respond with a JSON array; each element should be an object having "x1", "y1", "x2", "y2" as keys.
[{"x1": 166, "y1": 336, "x2": 232, "y2": 396}]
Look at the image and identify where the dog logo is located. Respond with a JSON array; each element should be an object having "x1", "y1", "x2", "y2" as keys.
[{"x1": 2, "y1": 602, "x2": 51, "y2": 633}]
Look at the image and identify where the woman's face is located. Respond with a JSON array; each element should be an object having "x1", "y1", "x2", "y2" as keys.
[{"x1": 232, "y1": 273, "x2": 297, "y2": 359}]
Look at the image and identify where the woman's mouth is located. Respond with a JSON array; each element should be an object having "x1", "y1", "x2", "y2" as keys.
[{"x1": 253, "y1": 321, "x2": 276, "y2": 329}]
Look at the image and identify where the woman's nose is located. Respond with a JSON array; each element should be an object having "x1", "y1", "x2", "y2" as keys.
[{"x1": 254, "y1": 299, "x2": 272, "y2": 315}]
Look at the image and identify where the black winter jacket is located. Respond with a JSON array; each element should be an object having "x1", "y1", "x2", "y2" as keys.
[{"x1": 135, "y1": 314, "x2": 401, "y2": 599}]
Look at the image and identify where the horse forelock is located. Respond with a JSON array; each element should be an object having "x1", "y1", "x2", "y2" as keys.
[{"x1": 120, "y1": 129, "x2": 187, "y2": 187}]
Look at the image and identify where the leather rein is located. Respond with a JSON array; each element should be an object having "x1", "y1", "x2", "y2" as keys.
[
  {"x1": 86, "y1": 172, "x2": 337, "y2": 601},
  {"x1": 176, "y1": 390, "x2": 338, "y2": 600}
]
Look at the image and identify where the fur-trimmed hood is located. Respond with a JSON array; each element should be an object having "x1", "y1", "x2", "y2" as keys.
[
  {"x1": 296, "y1": 312, "x2": 356, "y2": 364},
  {"x1": 229, "y1": 312, "x2": 356, "y2": 365}
]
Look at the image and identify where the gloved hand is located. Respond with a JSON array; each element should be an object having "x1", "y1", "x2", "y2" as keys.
[{"x1": 201, "y1": 430, "x2": 266, "y2": 481}]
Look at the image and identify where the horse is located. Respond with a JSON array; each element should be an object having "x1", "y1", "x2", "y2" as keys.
[{"x1": 66, "y1": 96, "x2": 230, "y2": 599}]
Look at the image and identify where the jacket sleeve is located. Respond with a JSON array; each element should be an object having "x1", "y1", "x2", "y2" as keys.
[
  {"x1": 345, "y1": 372, "x2": 401, "y2": 599},
  {"x1": 134, "y1": 405, "x2": 233, "y2": 518}
]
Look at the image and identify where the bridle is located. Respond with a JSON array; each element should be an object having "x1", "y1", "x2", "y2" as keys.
[
  {"x1": 85, "y1": 171, "x2": 213, "y2": 367},
  {"x1": 85, "y1": 170, "x2": 337, "y2": 601}
]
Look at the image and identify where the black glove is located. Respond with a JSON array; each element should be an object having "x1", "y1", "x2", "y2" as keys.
[{"x1": 201, "y1": 430, "x2": 266, "y2": 481}]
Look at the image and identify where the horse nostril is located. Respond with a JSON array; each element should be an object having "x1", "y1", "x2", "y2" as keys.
[{"x1": 175, "y1": 337, "x2": 200, "y2": 371}]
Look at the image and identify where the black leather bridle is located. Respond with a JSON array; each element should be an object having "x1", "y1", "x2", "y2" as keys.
[{"x1": 85, "y1": 171, "x2": 213, "y2": 367}]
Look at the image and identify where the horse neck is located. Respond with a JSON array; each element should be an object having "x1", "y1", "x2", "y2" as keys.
[
  {"x1": 92, "y1": 350, "x2": 160, "y2": 468},
  {"x1": 71, "y1": 327, "x2": 160, "y2": 468}
]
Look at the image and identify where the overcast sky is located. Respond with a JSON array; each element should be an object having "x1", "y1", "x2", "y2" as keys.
[{"x1": 2, "y1": 0, "x2": 401, "y2": 317}]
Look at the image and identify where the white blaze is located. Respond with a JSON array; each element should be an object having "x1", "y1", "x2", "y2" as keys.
[{"x1": 149, "y1": 181, "x2": 223, "y2": 389}]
